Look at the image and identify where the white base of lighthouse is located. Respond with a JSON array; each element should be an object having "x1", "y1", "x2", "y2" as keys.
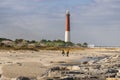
[{"x1": 65, "y1": 31, "x2": 70, "y2": 42}]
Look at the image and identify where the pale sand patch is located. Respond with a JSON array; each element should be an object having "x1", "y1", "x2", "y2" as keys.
[{"x1": 2, "y1": 62, "x2": 47, "y2": 78}]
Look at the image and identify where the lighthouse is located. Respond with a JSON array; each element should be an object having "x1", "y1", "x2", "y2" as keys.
[{"x1": 65, "y1": 10, "x2": 70, "y2": 42}]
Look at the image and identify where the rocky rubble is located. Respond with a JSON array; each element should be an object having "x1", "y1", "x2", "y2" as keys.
[{"x1": 41, "y1": 55, "x2": 120, "y2": 80}]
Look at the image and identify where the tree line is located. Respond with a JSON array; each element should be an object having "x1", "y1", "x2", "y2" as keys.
[{"x1": 0, "y1": 38, "x2": 88, "y2": 50}]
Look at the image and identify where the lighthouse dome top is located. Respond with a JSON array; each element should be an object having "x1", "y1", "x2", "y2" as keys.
[{"x1": 66, "y1": 10, "x2": 70, "y2": 14}]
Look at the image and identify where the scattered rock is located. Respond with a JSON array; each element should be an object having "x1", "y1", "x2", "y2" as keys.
[
  {"x1": 82, "y1": 61, "x2": 88, "y2": 64},
  {"x1": 16, "y1": 76, "x2": 30, "y2": 80},
  {"x1": 66, "y1": 66, "x2": 80, "y2": 71},
  {"x1": 16, "y1": 62, "x2": 22, "y2": 66},
  {"x1": 106, "y1": 69, "x2": 118, "y2": 73}
]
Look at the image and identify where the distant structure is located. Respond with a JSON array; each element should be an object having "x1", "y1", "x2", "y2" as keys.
[
  {"x1": 88, "y1": 44, "x2": 95, "y2": 48},
  {"x1": 65, "y1": 10, "x2": 70, "y2": 42}
]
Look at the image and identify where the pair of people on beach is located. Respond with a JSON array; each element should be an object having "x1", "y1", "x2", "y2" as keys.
[{"x1": 62, "y1": 50, "x2": 69, "y2": 57}]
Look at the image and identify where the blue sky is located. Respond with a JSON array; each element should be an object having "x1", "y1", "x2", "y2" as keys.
[{"x1": 0, "y1": 0, "x2": 120, "y2": 46}]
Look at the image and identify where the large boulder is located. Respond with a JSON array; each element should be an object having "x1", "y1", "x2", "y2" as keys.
[
  {"x1": 16, "y1": 76, "x2": 30, "y2": 80},
  {"x1": 66, "y1": 66, "x2": 80, "y2": 71}
]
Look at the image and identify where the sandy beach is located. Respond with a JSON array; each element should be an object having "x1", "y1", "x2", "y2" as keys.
[{"x1": 0, "y1": 48, "x2": 119, "y2": 80}]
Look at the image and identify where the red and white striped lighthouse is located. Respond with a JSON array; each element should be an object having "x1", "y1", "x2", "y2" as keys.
[{"x1": 65, "y1": 10, "x2": 70, "y2": 42}]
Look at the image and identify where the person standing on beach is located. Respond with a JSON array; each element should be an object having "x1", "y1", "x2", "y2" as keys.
[
  {"x1": 66, "y1": 50, "x2": 69, "y2": 57},
  {"x1": 61, "y1": 50, "x2": 65, "y2": 56}
]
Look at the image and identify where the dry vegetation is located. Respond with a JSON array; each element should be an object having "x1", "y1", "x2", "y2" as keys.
[{"x1": 0, "y1": 38, "x2": 88, "y2": 51}]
